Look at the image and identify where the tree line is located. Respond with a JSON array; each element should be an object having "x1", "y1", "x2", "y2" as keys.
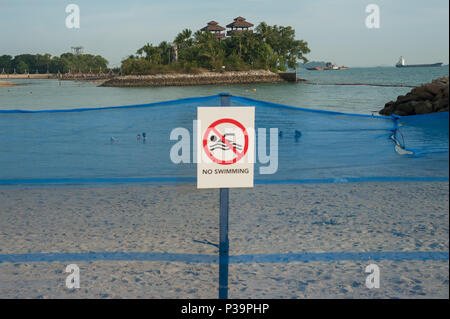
[
  {"x1": 0, "y1": 53, "x2": 109, "y2": 74},
  {"x1": 121, "y1": 22, "x2": 310, "y2": 75}
]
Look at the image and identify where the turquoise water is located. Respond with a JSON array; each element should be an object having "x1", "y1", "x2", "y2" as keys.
[{"x1": 1, "y1": 66, "x2": 448, "y2": 114}]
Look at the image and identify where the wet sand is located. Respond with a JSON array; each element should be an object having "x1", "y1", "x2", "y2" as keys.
[
  {"x1": 0, "y1": 74, "x2": 54, "y2": 80},
  {"x1": 0, "y1": 81, "x2": 17, "y2": 87},
  {"x1": 0, "y1": 182, "x2": 448, "y2": 298}
]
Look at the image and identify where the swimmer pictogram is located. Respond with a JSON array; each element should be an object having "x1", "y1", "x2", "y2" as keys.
[{"x1": 202, "y1": 118, "x2": 249, "y2": 165}]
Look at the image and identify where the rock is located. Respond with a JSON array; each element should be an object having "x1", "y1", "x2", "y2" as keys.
[
  {"x1": 379, "y1": 101, "x2": 395, "y2": 115},
  {"x1": 443, "y1": 86, "x2": 449, "y2": 98},
  {"x1": 432, "y1": 100, "x2": 441, "y2": 112},
  {"x1": 392, "y1": 110, "x2": 408, "y2": 116},
  {"x1": 414, "y1": 101, "x2": 433, "y2": 114},
  {"x1": 397, "y1": 94, "x2": 416, "y2": 104},
  {"x1": 395, "y1": 101, "x2": 418, "y2": 115},
  {"x1": 100, "y1": 70, "x2": 291, "y2": 87},
  {"x1": 412, "y1": 86, "x2": 435, "y2": 101},
  {"x1": 425, "y1": 84, "x2": 443, "y2": 96},
  {"x1": 379, "y1": 76, "x2": 449, "y2": 115},
  {"x1": 432, "y1": 77, "x2": 449, "y2": 87},
  {"x1": 433, "y1": 92, "x2": 443, "y2": 102},
  {"x1": 436, "y1": 98, "x2": 449, "y2": 111}
]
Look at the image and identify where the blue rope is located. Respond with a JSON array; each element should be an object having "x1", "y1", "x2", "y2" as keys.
[
  {"x1": 0, "y1": 251, "x2": 447, "y2": 264},
  {"x1": 0, "y1": 176, "x2": 447, "y2": 186}
]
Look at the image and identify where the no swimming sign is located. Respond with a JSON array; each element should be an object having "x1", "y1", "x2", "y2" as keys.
[{"x1": 197, "y1": 107, "x2": 255, "y2": 189}]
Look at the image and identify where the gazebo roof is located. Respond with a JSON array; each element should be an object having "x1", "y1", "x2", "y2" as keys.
[
  {"x1": 226, "y1": 17, "x2": 254, "y2": 28},
  {"x1": 201, "y1": 21, "x2": 226, "y2": 32}
]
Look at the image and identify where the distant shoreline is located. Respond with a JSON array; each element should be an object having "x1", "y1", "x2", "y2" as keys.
[{"x1": 0, "y1": 74, "x2": 55, "y2": 80}]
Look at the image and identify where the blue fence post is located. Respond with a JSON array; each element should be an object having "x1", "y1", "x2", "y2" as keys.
[
  {"x1": 218, "y1": 188, "x2": 229, "y2": 299},
  {"x1": 219, "y1": 93, "x2": 231, "y2": 299}
]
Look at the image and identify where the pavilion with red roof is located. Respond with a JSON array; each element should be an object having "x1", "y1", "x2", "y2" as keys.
[
  {"x1": 201, "y1": 21, "x2": 226, "y2": 39},
  {"x1": 226, "y1": 17, "x2": 254, "y2": 36}
]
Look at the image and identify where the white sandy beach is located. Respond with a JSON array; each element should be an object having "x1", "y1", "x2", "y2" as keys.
[{"x1": 0, "y1": 182, "x2": 448, "y2": 298}]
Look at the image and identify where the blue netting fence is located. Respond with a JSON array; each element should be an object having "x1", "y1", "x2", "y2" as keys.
[{"x1": 0, "y1": 94, "x2": 448, "y2": 298}]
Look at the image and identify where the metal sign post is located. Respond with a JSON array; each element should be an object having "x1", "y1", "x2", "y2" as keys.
[
  {"x1": 218, "y1": 187, "x2": 229, "y2": 299},
  {"x1": 197, "y1": 93, "x2": 254, "y2": 299},
  {"x1": 219, "y1": 93, "x2": 230, "y2": 299}
]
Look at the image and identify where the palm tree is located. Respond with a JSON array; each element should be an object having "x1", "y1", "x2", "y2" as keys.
[
  {"x1": 195, "y1": 31, "x2": 224, "y2": 71},
  {"x1": 158, "y1": 41, "x2": 173, "y2": 64},
  {"x1": 174, "y1": 29, "x2": 193, "y2": 49},
  {"x1": 255, "y1": 22, "x2": 271, "y2": 42},
  {"x1": 136, "y1": 43, "x2": 161, "y2": 64}
]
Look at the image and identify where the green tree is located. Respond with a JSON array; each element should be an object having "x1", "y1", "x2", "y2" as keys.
[
  {"x1": 58, "y1": 53, "x2": 108, "y2": 72},
  {"x1": 16, "y1": 60, "x2": 29, "y2": 74},
  {"x1": 158, "y1": 41, "x2": 173, "y2": 65},
  {"x1": 0, "y1": 55, "x2": 13, "y2": 73},
  {"x1": 174, "y1": 29, "x2": 193, "y2": 50},
  {"x1": 49, "y1": 56, "x2": 68, "y2": 73},
  {"x1": 121, "y1": 21, "x2": 310, "y2": 74},
  {"x1": 35, "y1": 53, "x2": 52, "y2": 73},
  {"x1": 255, "y1": 23, "x2": 310, "y2": 69},
  {"x1": 13, "y1": 54, "x2": 36, "y2": 73},
  {"x1": 137, "y1": 43, "x2": 162, "y2": 64},
  {"x1": 195, "y1": 31, "x2": 225, "y2": 71}
]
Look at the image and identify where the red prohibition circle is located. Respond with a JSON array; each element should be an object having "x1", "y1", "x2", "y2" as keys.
[{"x1": 202, "y1": 118, "x2": 249, "y2": 165}]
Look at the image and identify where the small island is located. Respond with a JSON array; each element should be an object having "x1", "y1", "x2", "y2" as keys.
[
  {"x1": 0, "y1": 17, "x2": 310, "y2": 87},
  {"x1": 102, "y1": 17, "x2": 310, "y2": 87},
  {"x1": 100, "y1": 70, "x2": 298, "y2": 87}
]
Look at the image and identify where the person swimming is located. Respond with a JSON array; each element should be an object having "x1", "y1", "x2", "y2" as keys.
[
  {"x1": 137, "y1": 134, "x2": 141, "y2": 142},
  {"x1": 294, "y1": 130, "x2": 302, "y2": 142},
  {"x1": 142, "y1": 132, "x2": 147, "y2": 143},
  {"x1": 110, "y1": 136, "x2": 118, "y2": 143}
]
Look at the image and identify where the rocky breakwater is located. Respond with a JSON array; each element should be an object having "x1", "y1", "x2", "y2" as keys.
[
  {"x1": 379, "y1": 76, "x2": 449, "y2": 116},
  {"x1": 100, "y1": 70, "x2": 291, "y2": 87}
]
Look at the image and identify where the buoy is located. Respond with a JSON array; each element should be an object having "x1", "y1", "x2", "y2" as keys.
[{"x1": 253, "y1": 88, "x2": 256, "y2": 92}]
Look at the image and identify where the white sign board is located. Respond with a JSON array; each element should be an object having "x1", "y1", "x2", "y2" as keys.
[{"x1": 197, "y1": 107, "x2": 255, "y2": 189}]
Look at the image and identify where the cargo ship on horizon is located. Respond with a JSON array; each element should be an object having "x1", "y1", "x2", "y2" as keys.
[{"x1": 396, "y1": 56, "x2": 443, "y2": 68}]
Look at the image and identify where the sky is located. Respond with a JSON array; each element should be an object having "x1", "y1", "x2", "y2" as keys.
[{"x1": 0, "y1": 0, "x2": 448, "y2": 67}]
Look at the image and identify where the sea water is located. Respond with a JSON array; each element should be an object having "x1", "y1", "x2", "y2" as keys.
[
  {"x1": 1, "y1": 66, "x2": 448, "y2": 114},
  {"x1": 0, "y1": 93, "x2": 448, "y2": 183},
  {"x1": 0, "y1": 66, "x2": 448, "y2": 183}
]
